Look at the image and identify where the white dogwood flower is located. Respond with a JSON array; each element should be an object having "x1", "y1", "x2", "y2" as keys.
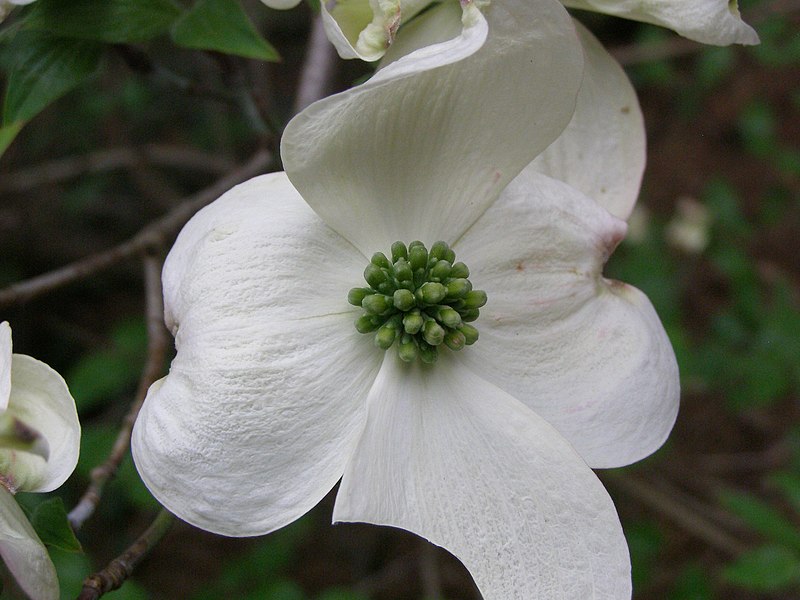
[
  {"x1": 0, "y1": 322, "x2": 80, "y2": 600},
  {"x1": 561, "y1": 0, "x2": 759, "y2": 46},
  {"x1": 132, "y1": 1, "x2": 679, "y2": 597},
  {"x1": 319, "y1": 0, "x2": 757, "y2": 63}
]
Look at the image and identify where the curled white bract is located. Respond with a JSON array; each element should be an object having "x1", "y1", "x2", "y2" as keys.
[
  {"x1": 0, "y1": 322, "x2": 81, "y2": 600},
  {"x1": 132, "y1": 1, "x2": 679, "y2": 597},
  {"x1": 561, "y1": 0, "x2": 759, "y2": 45},
  {"x1": 322, "y1": 0, "x2": 757, "y2": 65}
]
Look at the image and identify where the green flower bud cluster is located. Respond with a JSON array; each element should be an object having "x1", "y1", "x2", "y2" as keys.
[{"x1": 348, "y1": 240, "x2": 487, "y2": 364}]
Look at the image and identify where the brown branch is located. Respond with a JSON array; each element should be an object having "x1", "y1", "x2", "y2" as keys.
[
  {"x1": 68, "y1": 254, "x2": 170, "y2": 531},
  {"x1": 293, "y1": 13, "x2": 338, "y2": 115},
  {"x1": 0, "y1": 145, "x2": 236, "y2": 193},
  {"x1": 0, "y1": 149, "x2": 271, "y2": 308},
  {"x1": 605, "y1": 471, "x2": 749, "y2": 556},
  {"x1": 77, "y1": 509, "x2": 175, "y2": 600}
]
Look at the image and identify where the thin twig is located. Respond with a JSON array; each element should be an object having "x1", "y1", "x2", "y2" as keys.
[
  {"x1": 0, "y1": 149, "x2": 271, "y2": 308},
  {"x1": 293, "y1": 13, "x2": 338, "y2": 115},
  {"x1": 68, "y1": 254, "x2": 169, "y2": 531},
  {"x1": 114, "y1": 45, "x2": 238, "y2": 105},
  {"x1": 76, "y1": 509, "x2": 175, "y2": 600},
  {"x1": 0, "y1": 145, "x2": 236, "y2": 193},
  {"x1": 605, "y1": 471, "x2": 749, "y2": 556}
]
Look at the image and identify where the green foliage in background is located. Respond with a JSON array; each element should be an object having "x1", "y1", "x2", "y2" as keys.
[
  {"x1": 1, "y1": 0, "x2": 798, "y2": 597},
  {"x1": 0, "y1": 0, "x2": 279, "y2": 154}
]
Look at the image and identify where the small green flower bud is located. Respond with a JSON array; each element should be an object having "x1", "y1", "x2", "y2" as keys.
[
  {"x1": 394, "y1": 259, "x2": 413, "y2": 283},
  {"x1": 397, "y1": 335, "x2": 417, "y2": 362},
  {"x1": 445, "y1": 278, "x2": 471, "y2": 299},
  {"x1": 444, "y1": 330, "x2": 466, "y2": 351},
  {"x1": 462, "y1": 290, "x2": 488, "y2": 309},
  {"x1": 364, "y1": 264, "x2": 388, "y2": 288},
  {"x1": 391, "y1": 241, "x2": 408, "y2": 262},
  {"x1": 348, "y1": 287, "x2": 373, "y2": 306},
  {"x1": 422, "y1": 319, "x2": 445, "y2": 346},
  {"x1": 377, "y1": 281, "x2": 396, "y2": 295},
  {"x1": 374, "y1": 323, "x2": 398, "y2": 349},
  {"x1": 461, "y1": 309, "x2": 480, "y2": 322},
  {"x1": 449, "y1": 261, "x2": 470, "y2": 279},
  {"x1": 430, "y1": 240, "x2": 450, "y2": 260},
  {"x1": 409, "y1": 244, "x2": 428, "y2": 271},
  {"x1": 418, "y1": 341, "x2": 438, "y2": 364},
  {"x1": 362, "y1": 294, "x2": 392, "y2": 315},
  {"x1": 419, "y1": 282, "x2": 446, "y2": 304},
  {"x1": 429, "y1": 260, "x2": 452, "y2": 281},
  {"x1": 436, "y1": 307, "x2": 462, "y2": 329},
  {"x1": 371, "y1": 252, "x2": 391, "y2": 269},
  {"x1": 355, "y1": 314, "x2": 381, "y2": 333},
  {"x1": 352, "y1": 241, "x2": 485, "y2": 362},
  {"x1": 393, "y1": 289, "x2": 415, "y2": 311},
  {"x1": 403, "y1": 311, "x2": 424, "y2": 335},
  {"x1": 459, "y1": 323, "x2": 479, "y2": 345}
]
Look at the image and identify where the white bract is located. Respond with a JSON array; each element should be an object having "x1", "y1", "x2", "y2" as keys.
[
  {"x1": 0, "y1": 322, "x2": 81, "y2": 600},
  {"x1": 317, "y1": 0, "x2": 757, "y2": 63},
  {"x1": 132, "y1": 0, "x2": 679, "y2": 597},
  {"x1": 561, "y1": 0, "x2": 759, "y2": 46}
]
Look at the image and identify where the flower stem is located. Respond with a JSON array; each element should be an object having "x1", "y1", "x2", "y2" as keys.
[{"x1": 76, "y1": 509, "x2": 175, "y2": 600}]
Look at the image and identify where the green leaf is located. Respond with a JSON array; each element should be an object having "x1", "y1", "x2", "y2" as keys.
[
  {"x1": 770, "y1": 472, "x2": 800, "y2": 514},
  {"x1": 0, "y1": 120, "x2": 24, "y2": 157},
  {"x1": 25, "y1": 0, "x2": 181, "y2": 44},
  {"x1": 2, "y1": 32, "x2": 103, "y2": 126},
  {"x1": 172, "y1": 0, "x2": 279, "y2": 61},
  {"x1": 66, "y1": 318, "x2": 147, "y2": 413},
  {"x1": 190, "y1": 517, "x2": 311, "y2": 600},
  {"x1": 28, "y1": 498, "x2": 82, "y2": 553},
  {"x1": 625, "y1": 520, "x2": 663, "y2": 590},
  {"x1": 721, "y1": 490, "x2": 800, "y2": 553},
  {"x1": 723, "y1": 544, "x2": 800, "y2": 592},
  {"x1": 77, "y1": 426, "x2": 160, "y2": 511},
  {"x1": 668, "y1": 563, "x2": 713, "y2": 600}
]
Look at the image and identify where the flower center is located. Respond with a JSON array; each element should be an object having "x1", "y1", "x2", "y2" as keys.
[{"x1": 348, "y1": 241, "x2": 486, "y2": 364}]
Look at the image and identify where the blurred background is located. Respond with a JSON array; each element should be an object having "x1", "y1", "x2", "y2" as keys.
[{"x1": 1, "y1": 0, "x2": 799, "y2": 598}]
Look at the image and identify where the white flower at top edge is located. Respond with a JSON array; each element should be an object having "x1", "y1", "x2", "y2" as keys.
[
  {"x1": 314, "y1": 0, "x2": 758, "y2": 63},
  {"x1": 0, "y1": 322, "x2": 81, "y2": 600},
  {"x1": 131, "y1": 0, "x2": 679, "y2": 597},
  {"x1": 560, "y1": 0, "x2": 759, "y2": 46}
]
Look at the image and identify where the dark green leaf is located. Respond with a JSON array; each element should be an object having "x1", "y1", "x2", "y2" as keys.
[
  {"x1": 668, "y1": 564, "x2": 713, "y2": 600},
  {"x1": 29, "y1": 498, "x2": 82, "y2": 553},
  {"x1": 66, "y1": 318, "x2": 147, "y2": 413},
  {"x1": 25, "y1": 0, "x2": 181, "y2": 43},
  {"x1": 723, "y1": 545, "x2": 800, "y2": 592},
  {"x1": 721, "y1": 490, "x2": 800, "y2": 553},
  {"x1": 770, "y1": 472, "x2": 800, "y2": 514},
  {"x1": 172, "y1": 0, "x2": 279, "y2": 61},
  {"x1": 77, "y1": 426, "x2": 160, "y2": 511},
  {"x1": 625, "y1": 520, "x2": 663, "y2": 590},
  {"x1": 3, "y1": 32, "x2": 102, "y2": 126},
  {"x1": 0, "y1": 121, "x2": 24, "y2": 156}
]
